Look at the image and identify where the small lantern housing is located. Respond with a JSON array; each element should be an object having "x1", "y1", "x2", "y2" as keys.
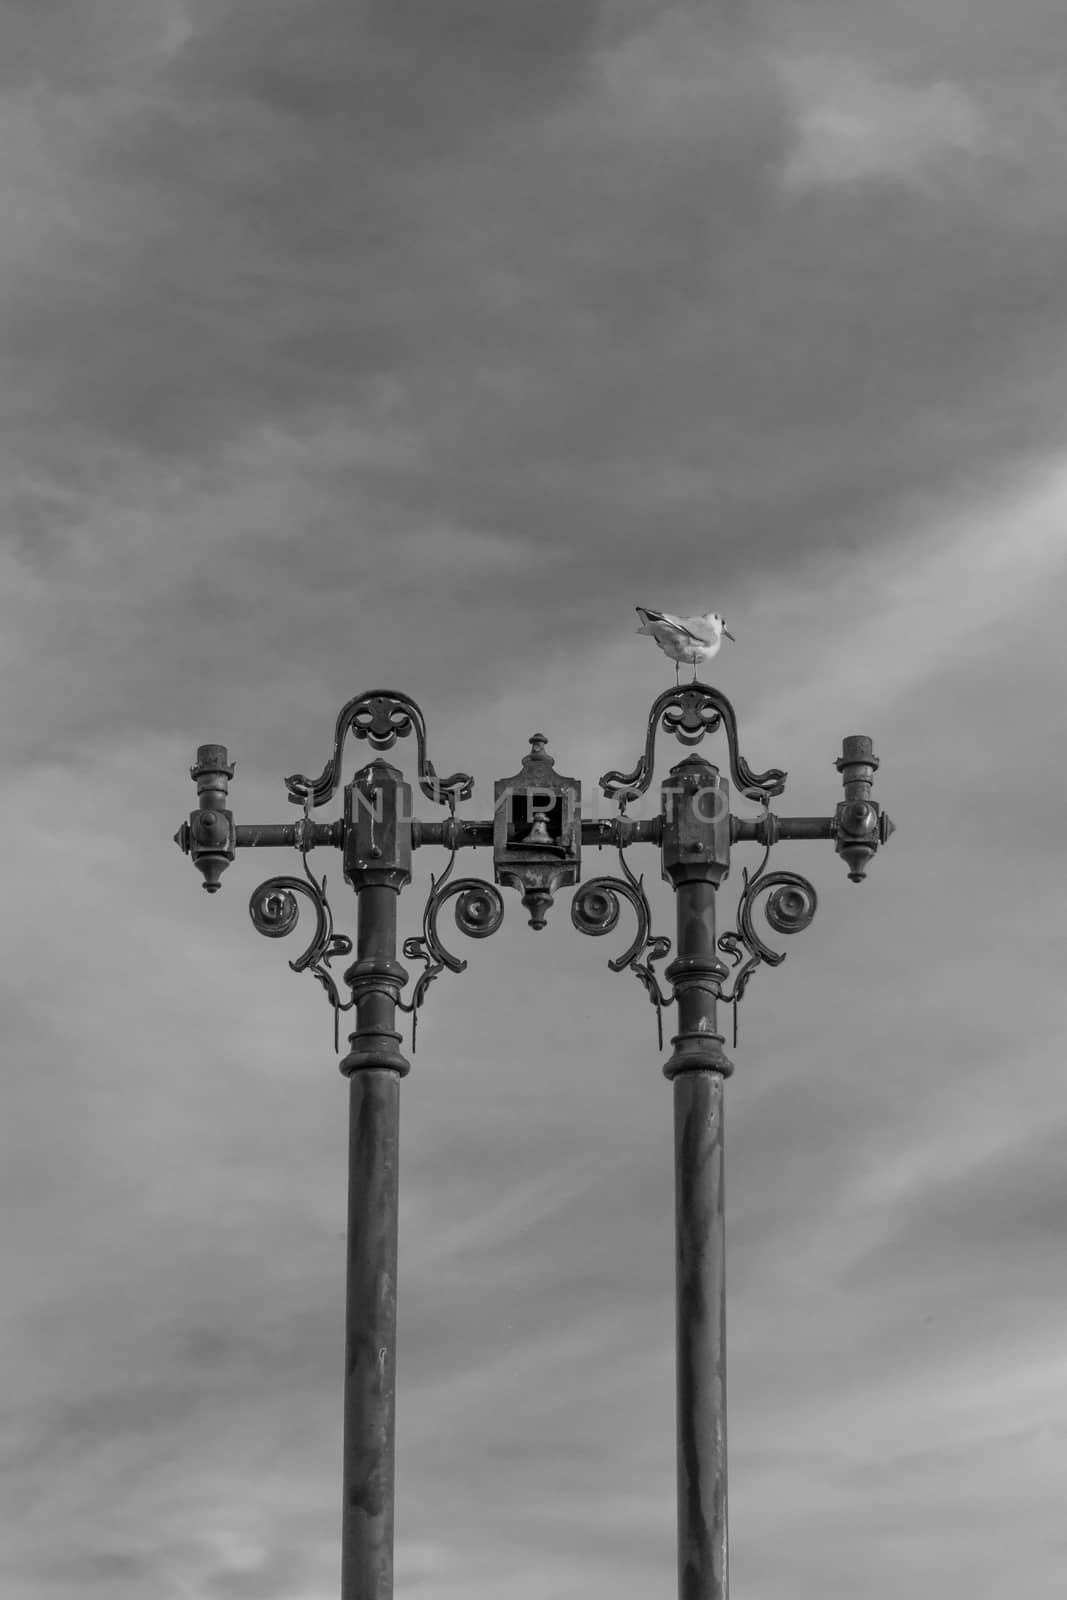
[{"x1": 493, "y1": 734, "x2": 581, "y2": 929}]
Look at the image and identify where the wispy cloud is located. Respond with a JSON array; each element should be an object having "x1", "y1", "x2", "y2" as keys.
[{"x1": 781, "y1": 57, "x2": 987, "y2": 192}]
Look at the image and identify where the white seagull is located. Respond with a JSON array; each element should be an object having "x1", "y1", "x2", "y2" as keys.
[{"x1": 635, "y1": 606, "x2": 735, "y2": 683}]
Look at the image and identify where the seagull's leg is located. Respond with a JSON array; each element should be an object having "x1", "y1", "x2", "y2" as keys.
[{"x1": 675, "y1": 660, "x2": 680, "y2": 687}]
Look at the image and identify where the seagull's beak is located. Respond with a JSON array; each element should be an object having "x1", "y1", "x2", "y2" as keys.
[{"x1": 722, "y1": 627, "x2": 736, "y2": 642}]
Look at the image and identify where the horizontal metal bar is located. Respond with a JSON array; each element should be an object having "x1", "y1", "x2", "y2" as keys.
[
  {"x1": 586, "y1": 817, "x2": 663, "y2": 848},
  {"x1": 411, "y1": 817, "x2": 662, "y2": 850},
  {"x1": 235, "y1": 822, "x2": 342, "y2": 849},
  {"x1": 233, "y1": 816, "x2": 667, "y2": 853},
  {"x1": 731, "y1": 815, "x2": 835, "y2": 844},
  {"x1": 234, "y1": 816, "x2": 832, "y2": 852},
  {"x1": 412, "y1": 819, "x2": 492, "y2": 850}
]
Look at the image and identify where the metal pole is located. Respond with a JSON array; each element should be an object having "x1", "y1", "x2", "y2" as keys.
[
  {"x1": 338, "y1": 765, "x2": 413, "y2": 1600},
  {"x1": 661, "y1": 762, "x2": 733, "y2": 1600},
  {"x1": 671, "y1": 1065, "x2": 728, "y2": 1600},
  {"x1": 341, "y1": 1064, "x2": 401, "y2": 1599}
]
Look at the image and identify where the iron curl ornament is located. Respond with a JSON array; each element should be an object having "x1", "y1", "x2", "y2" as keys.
[
  {"x1": 249, "y1": 852, "x2": 355, "y2": 1051},
  {"x1": 401, "y1": 851, "x2": 505, "y2": 1050},
  {"x1": 717, "y1": 842, "x2": 818, "y2": 1045},
  {"x1": 599, "y1": 683, "x2": 788, "y2": 808},
  {"x1": 285, "y1": 689, "x2": 475, "y2": 812},
  {"x1": 571, "y1": 850, "x2": 673, "y2": 1048}
]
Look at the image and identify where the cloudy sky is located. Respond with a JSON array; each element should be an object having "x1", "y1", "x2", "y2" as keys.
[{"x1": 3, "y1": 2, "x2": 1067, "y2": 1596}]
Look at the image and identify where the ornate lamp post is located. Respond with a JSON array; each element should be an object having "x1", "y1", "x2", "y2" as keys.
[{"x1": 175, "y1": 682, "x2": 893, "y2": 1600}]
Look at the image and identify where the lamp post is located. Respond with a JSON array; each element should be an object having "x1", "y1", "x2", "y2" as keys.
[{"x1": 175, "y1": 683, "x2": 893, "y2": 1600}]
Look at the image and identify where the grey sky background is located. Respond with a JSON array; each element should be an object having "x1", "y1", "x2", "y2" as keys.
[{"x1": 2, "y1": 2, "x2": 1067, "y2": 1596}]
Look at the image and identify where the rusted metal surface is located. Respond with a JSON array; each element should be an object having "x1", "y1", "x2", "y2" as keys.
[
  {"x1": 834, "y1": 734, "x2": 895, "y2": 882},
  {"x1": 412, "y1": 816, "x2": 663, "y2": 850},
  {"x1": 660, "y1": 756, "x2": 731, "y2": 888},
  {"x1": 673, "y1": 1071, "x2": 729, "y2": 1600},
  {"x1": 174, "y1": 743, "x2": 237, "y2": 892},
  {"x1": 284, "y1": 689, "x2": 474, "y2": 812},
  {"x1": 339, "y1": 769, "x2": 412, "y2": 1599},
  {"x1": 236, "y1": 820, "x2": 341, "y2": 849},
  {"x1": 658, "y1": 757, "x2": 731, "y2": 1597},
  {"x1": 341, "y1": 1068, "x2": 401, "y2": 1600},
  {"x1": 599, "y1": 683, "x2": 787, "y2": 808},
  {"x1": 411, "y1": 817, "x2": 494, "y2": 850},
  {"x1": 343, "y1": 761, "x2": 413, "y2": 894},
  {"x1": 716, "y1": 856, "x2": 818, "y2": 1043},
  {"x1": 493, "y1": 734, "x2": 582, "y2": 928},
  {"x1": 339, "y1": 857, "x2": 411, "y2": 1081},
  {"x1": 571, "y1": 847, "x2": 673, "y2": 1045},
  {"x1": 340, "y1": 763, "x2": 413, "y2": 1080},
  {"x1": 247, "y1": 850, "x2": 355, "y2": 1046},
  {"x1": 340, "y1": 883, "x2": 411, "y2": 1077},
  {"x1": 660, "y1": 760, "x2": 733, "y2": 1080},
  {"x1": 661, "y1": 878, "x2": 733, "y2": 1080},
  {"x1": 400, "y1": 857, "x2": 504, "y2": 1045},
  {"x1": 730, "y1": 814, "x2": 835, "y2": 844}
]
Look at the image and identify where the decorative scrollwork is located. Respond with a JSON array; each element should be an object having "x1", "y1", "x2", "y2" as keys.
[
  {"x1": 249, "y1": 852, "x2": 354, "y2": 1051},
  {"x1": 571, "y1": 851, "x2": 673, "y2": 1048},
  {"x1": 599, "y1": 684, "x2": 788, "y2": 808},
  {"x1": 285, "y1": 690, "x2": 475, "y2": 812},
  {"x1": 400, "y1": 852, "x2": 505, "y2": 1049},
  {"x1": 717, "y1": 844, "x2": 817, "y2": 1043}
]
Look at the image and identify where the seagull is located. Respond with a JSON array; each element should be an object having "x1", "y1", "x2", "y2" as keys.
[{"x1": 635, "y1": 606, "x2": 735, "y2": 683}]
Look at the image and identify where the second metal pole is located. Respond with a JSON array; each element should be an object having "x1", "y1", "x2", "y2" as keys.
[
  {"x1": 339, "y1": 762, "x2": 413, "y2": 1600},
  {"x1": 341, "y1": 1068, "x2": 401, "y2": 1599},
  {"x1": 672, "y1": 1069, "x2": 728, "y2": 1600},
  {"x1": 660, "y1": 757, "x2": 733, "y2": 1600}
]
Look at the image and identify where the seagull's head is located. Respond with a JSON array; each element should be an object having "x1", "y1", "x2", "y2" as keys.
[{"x1": 704, "y1": 611, "x2": 735, "y2": 643}]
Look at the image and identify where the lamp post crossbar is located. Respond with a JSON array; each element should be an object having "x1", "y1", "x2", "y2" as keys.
[{"x1": 175, "y1": 682, "x2": 893, "y2": 1600}]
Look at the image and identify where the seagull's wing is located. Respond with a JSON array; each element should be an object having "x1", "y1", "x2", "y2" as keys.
[
  {"x1": 676, "y1": 614, "x2": 718, "y2": 643},
  {"x1": 636, "y1": 606, "x2": 702, "y2": 641}
]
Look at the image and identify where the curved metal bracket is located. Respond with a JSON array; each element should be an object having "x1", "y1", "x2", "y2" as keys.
[
  {"x1": 401, "y1": 851, "x2": 505, "y2": 1049},
  {"x1": 599, "y1": 683, "x2": 787, "y2": 808},
  {"x1": 249, "y1": 850, "x2": 355, "y2": 1051},
  {"x1": 717, "y1": 842, "x2": 818, "y2": 1043},
  {"x1": 571, "y1": 850, "x2": 673, "y2": 1048},
  {"x1": 285, "y1": 690, "x2": 475, "y2": 812}
]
